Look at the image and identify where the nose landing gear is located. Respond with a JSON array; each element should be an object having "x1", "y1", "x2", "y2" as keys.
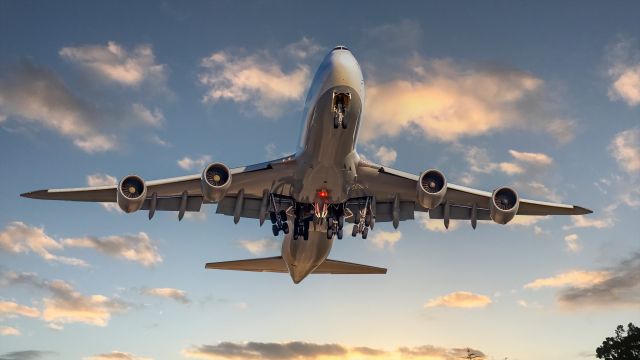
[{"x1": 332, "y1": 92, "x2": 351, "y2": 129}]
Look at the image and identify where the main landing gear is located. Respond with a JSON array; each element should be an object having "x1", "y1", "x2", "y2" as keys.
[
  {"x1": 326, "y1": 205, "x2": 345, "y2": 240},
  {"x1": 268, "y1": 194, "x2": 289, "y2": 236},
  {"x1": 351, "y1": 196, "x2": 375, "y2": 239},
  {"x1": 293, "y1": 203, "x2": 312, "y2": 240}
]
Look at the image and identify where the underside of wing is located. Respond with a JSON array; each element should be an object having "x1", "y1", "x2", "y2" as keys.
[
  {"x1": 205, "y1": 257, "x2": 288, "y2": 273},
  {"x1": 313, "y1": 259, "x2": 387, "y2": 274}
]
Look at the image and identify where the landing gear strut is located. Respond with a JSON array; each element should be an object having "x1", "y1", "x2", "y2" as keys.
[
  {"x1": 268, "y1": 194, "x2": 289, "y2": 236},
  {"x1": 293, "y1": 203, "x2": 311, "y2": 240},
  {"x1": 326, "y1": 204, "x2": 345, "y2": 240}
]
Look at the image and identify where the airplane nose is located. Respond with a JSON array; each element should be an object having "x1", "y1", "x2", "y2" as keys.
[{"x1": 332, "y1": 45, "x2": 350, "y2": 52}]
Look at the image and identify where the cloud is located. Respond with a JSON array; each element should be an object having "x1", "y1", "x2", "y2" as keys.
[
  {"x1": 0, "y1": 60, "x2": 116, "y2": 152},
  {"x1": 284, "y1": 37, "x2": 322, "y2": 60},
  {"x1": 562, "y1": 215, "x2": 614, "y2": 230},
  {"x1": 239, "y1": 239, "x2": 280, "y2": 255},
  {"x1": 199, "y1": 39, "x2": 317, "y2": 117},
  {"x1": 424, "y1": 291, "x2": 492, "y2": 309},
  {"x1": 362, "y1": 57, "x2": 571, "y2": 144},
  {"x1": 182, "y1": 341, "x2": 486, "y2": 360},
  {"x1": 1, "y1": 270, "x2": 129, "y2": 327},
  {"x1": 507, "y1": 215, "x2": 548, "y2": 227},
  {"x1": 416, "y1": 213, "x2": 461, "y2": 232},
  {"x1": 0, "y1": 351, "x2": 55, "y2": 360},
  {"x1": 0, "y1": 326, "x2": 20, "y2": 336},
  {"x1": 59, "y1": 41, "x2": 167, "y2": 89},
  {"x1": 516, "y1": 299, "x2": 542, "y2": 309},
  {"x1": 524, "y1": 270, "x2": 610, "y2": 289},
  {"x1": 177, "y1": 155, "x2": 212, "y2": 171},
  {"x1": 86, "y1": 173, "x2": 120, "y2": 212},
  {"x1": 140, "y1": 287, "x2": 190, "y2": 304},
  {"x1": 508, "y1": 149, "x2": 553, "y2": 167},
  {"x1": 564, "y1": 234, "x2": 581, "y2": 253},
  {"x1": 62, "y1": 232, "x2": 162, "y2": 267},
  {"x1": 373, "y1": 146, "x2": 397, "y2": 166},
  {"x1": 606, "y1": 37, "x2": 640, "y2": 106},
  {"x1": 131, "y1": 103, "x2": 164, "y2": 127},
  {"x1": 369, "y1": 230, "x2": 402, "y2": 249},
  {"x1": 83, "y1": 351, "x2": 152, "y2": 360},
  {"x1": 556, "y1": 252, "x2": 640, "y2": 309},
  {"x1": 609, "y1": 128, "x2": 640, "y2": 174},
  {"x1": 0, "y1": 221, "x2": 88, "y2": 267},
  {"x1": 0, "y1": 301, "x2": 41, "y2": 318}
]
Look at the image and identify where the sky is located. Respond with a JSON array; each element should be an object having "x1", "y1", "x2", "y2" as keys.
[{"x1": 0, "y1": 1, "x2": 639, "y2": 359}]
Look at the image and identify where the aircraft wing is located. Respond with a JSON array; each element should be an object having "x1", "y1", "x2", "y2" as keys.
[
  {"x1": 21, "y1": 155, "x2": 297, "y2": 219},
  {"x1": 354, "y1": 160, "x2": 592, "y2": 225}
]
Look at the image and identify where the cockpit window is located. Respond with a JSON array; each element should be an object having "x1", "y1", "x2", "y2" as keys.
[{"x1": 333, "y1": 45, "x2": 349, "y2": 51}]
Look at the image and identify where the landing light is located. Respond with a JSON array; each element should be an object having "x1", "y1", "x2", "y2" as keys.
[{"x1": 318, "y1": 189, "x2": 329, "y2": 199}]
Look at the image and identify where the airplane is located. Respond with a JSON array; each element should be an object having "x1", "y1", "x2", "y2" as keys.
[{"x1": 21, "y1": 45, "x2": 592, "y2": 284}]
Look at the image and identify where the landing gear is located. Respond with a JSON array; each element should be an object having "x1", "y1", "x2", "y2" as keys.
[
  {"x1": 325, "y1": 204, "x2": 345, "y2": 240},
  {"x1": 332, "y1": 92, "x2": 350, "y2": 129},
  {"x1": 293, "y1": 204, "x2": 311, "y2": 240},
  {"x1": 268, "y1": 194, "x2": 289, "y2": 236},
  {"x1": 348, "y1": 196, "x2": 376, "y2": 239}
]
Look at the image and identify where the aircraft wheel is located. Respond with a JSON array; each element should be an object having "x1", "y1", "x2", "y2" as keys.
[
  {"x1": 370, "y1": 216, "x2": 375, "y2": 229},
  {"x1": 364, "y1": 213, "x2": 371, "y2": 227},
  {"x1": 337, "y1": 215, "x2": 344, "y2": 229},
  {"x1": 327, "y1": 217, "x2": 334, "y2": 230},
  {"x1": 342, "y1": 116, "x2": 348, "y2": 129},
  {"x1": 270, "y1": 212, "x2": 277, "y2": 224},
  {"x1": 327, "y1": 228, "x2": 333, "y2": 239},
  {"x1": 337, "y1": 228, "x2": 343, "y2": 240},
  {"x1": 281, "y1": 222, "x2": 289, "y2": 234},
  {"x1": 362, "y1": 227, "x2": 369, "y2": 239},
  {"x1": 352, "y1": 225, "x2": 358, "y2": 237},
  {"x1": 272, "y1": 224, "x2": 279, "y2": 236},
  {"x1": 333, "y1": 114, "x2": 339, "y2": 129}
]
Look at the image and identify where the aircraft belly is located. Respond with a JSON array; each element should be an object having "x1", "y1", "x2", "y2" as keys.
[{"x1": 281, "y1": 226, "x2": 333, "y2": 284}]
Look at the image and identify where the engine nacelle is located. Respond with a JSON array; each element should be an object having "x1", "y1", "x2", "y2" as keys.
[
  {"x1": 416, "y1": 169, "x2": 447, "y2": 209},
  {"x1": 117, "y1": 175, "x2": 147, "y2": 213},
  {"x1": 490, "y1": 187, "x2": 520, "y2": 224},
  {"x1": 201, "y1": 162, "x2": 231, "y2": 202}
]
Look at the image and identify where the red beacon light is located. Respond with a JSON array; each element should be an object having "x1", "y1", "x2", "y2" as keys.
[{"x1": 317, "y1": 189, "x2": 329, "y2": 199}]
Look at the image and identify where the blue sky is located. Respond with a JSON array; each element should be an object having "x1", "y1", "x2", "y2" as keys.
[{"x1": 1, "y1": 1, "x2": 639, "y2": 360}]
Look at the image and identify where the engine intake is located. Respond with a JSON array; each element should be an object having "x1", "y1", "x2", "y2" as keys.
[
  {"x1": 417, "y1": 169, "x2": 447, "y2": 209},
  {"x1": 117, "y1": 175, "x2": 147, "y2": 213},
  {"x1": 201, "y1": 162, "x2": 231, "y2": 202},
  {"x1": 490, "y1": 187, "x2": 520, "y2": 224}
]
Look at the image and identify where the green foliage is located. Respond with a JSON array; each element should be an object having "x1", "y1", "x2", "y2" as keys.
[{"x1": 596, "y1": 323, "x2": 640, "y2": 360}]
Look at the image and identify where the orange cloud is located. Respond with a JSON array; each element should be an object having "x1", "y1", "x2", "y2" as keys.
[
  {"x1": 524, "y1": 270, "x2": 610, "y2": 289},
  {"x1": 424, "y1": 291, "x2": 492, "y2": 309}
]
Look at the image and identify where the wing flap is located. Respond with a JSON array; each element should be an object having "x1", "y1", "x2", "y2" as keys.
[
  {"x1": 205, "y1": 257, "x2": 288, "y2": 273},
  {"x1": 141, "y1": 195, "x2": 203, "y2": 212}
]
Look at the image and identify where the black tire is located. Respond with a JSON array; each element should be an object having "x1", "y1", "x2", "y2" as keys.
[
  {"x1": 327, "y1": 228, "x2": 333, "y2": 239},
  {"x1": 333, "y1": 114, "x2": 339, "y2": 129},
  {"x1": 272, "y1": 224, "x2": 279, "y2": 236},
  {"x1": 337, "y1": 228, "x2": 343, "y2": 240},
  {"x1": 269, "y1": 212, "x2": 277, "y2": 224},
  {"x1": 342, "y1": 115, "x2": 348, "y2": 129},
  {"x1": 337, "y1": 215, "x2": 344, "y2": 229},
  {"x1": 370, "y1": 216, "x2": 375, "y2": 229},
  {"x1": 279, "y1": 210, "x2": 287, "y2": 222},
  {"x1": 281, "y1": 222, "x2": 289, "y2": 234},
  {"x1": 352, "y1": 225, "x2": 358, "y2": 237},
  {"x1": 362, "y1": 227, "x2": 368, "y2": 239}
]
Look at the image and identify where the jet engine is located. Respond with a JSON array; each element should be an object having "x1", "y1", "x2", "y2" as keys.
[
  {"x1": 417, "y1": 169, "x2": 447, "y2": 209},
  {"x1": 117, "y1": 175, "x2": 147, "y2": 213},
  {"x1": 201, "y1": 162, "x2": 231, "y2": 202},
  {"x1": 490, "y1": 187, "x2": 520, "y2": 224}
]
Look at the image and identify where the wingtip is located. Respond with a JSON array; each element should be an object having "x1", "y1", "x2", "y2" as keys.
[
  {"x1": 574, "y1": 206, "x2": 593, "y2": 215},
  {"x1": 20, "y1": 189, "x2": 48, "y2": 199}
]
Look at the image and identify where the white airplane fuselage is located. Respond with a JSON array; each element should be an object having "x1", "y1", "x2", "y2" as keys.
[{"x1": 282, "y1": 47, "x2": 365, "y2": 283}]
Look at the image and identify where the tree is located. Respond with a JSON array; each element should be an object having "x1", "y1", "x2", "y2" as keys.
[{"x1": 596, "y1": 323, "x2": 640, "y2": 360}]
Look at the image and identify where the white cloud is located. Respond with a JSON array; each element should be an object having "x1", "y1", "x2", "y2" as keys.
[
  {"x1": 60, "y1": 41, "x2": 167, "y2": 89},
  {"x1": 238, "y1": 239, "x2": 279, "y2": 255},
  {"x1": 0, "y1": 326, "x2": 20, "y2": 336},
  {"x1": 610, "y1": 128, "x2": 640, "y2": 174},
  {"x1": 373, "y1": 146, "x2": 397, "y2": 166},
  {"x1": 0, "y1": 221, "x2": 88, "y2": 267},
  {"x1": 284, "y1": 37, "x2": 322, "y2": 60},
  {"x1": 563, "y1": 215, "x2": 614, "y2": 230},
  {"x1": 362, "y1": 57, "x2": 571, "y2": 143},
  {"x1": 508, "y1": 149, "x2": 553, "y2": 167},
  {"x1": 199, "y1": 39, "x2": 316, "y2": 117},
  {"x1": 607, "y1": 38, "x2": 640, "y2": 106},
  {"x1": 132, "y1": 103, "x2": 164, "y2": 127},
  {"x1": 0, "y1": 61, "x2": 117, "y2": 152},
  {"x1": 507, "y1": 215, "x2": 548, "y2": 227},
  {"x1": 0, "y1": 300, "x2": 41, "y2": 318},
  {"x1": 416, "y1": 213, "x2": 461, "y2": 232},
  {"x1": 86, "y1": 173, "x2": 120, "y2": 212},
  {"x1": 524, "y1": 270, "x2": 610, "y2": 289},
  {"x1": 369, "y1": 230, "x2": 401, "y2": 249},
  {"x1": 63, "y1": 232, "x2": 162, "y2": 267},
  {"x1": 140, "y1": 287, "x2": 190, "y2": 304},
  {"x1": 424, "y1": 291, "x2": 492, "y2": 309},
  {"x1": 84, "y1": 351, "x2": 152, "y2": 360},
  {"x1": 564, "y1": 234, "x2": 581, "y2": 253},
  {"x1": 177, "y1": 155, "x2": 212, "y2": 171},
  {"x1": 516, "y1": 299, "x2": 542, "y2": 309}
]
